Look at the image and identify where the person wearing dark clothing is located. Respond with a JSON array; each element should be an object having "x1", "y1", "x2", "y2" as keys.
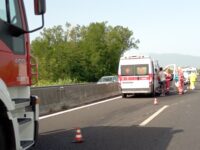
[{"x1": 158, "y1": 67, "x2": 166, "y2": 96}]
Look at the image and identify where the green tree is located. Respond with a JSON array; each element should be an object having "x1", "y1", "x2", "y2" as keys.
[{"x1": 31, "y1": 22, "x2": 139, "y2": 84}]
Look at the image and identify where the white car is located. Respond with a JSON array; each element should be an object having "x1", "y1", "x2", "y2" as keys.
[{"x1": 97, "y1": 76, "x2": 118, "y2": 84}]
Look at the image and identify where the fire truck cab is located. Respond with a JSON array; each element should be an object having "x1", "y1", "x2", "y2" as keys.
[{"x1": 0, "y1": 0, "x2": 46, "y2": 149}]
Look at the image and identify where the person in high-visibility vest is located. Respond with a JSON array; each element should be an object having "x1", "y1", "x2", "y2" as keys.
[{"x1": 189, "y1": 72, "x2": 197, "y2": 90}]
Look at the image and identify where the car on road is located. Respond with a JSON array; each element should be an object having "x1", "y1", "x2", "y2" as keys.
[{"x1": 97, "y1": 76, "x2": 118, "y2": 84}]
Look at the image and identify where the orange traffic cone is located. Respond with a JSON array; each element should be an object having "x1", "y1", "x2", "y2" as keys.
[
  {"x1": 72, "y1": 128, "x2": 84, "y2": 143},
  {"x1": 154, "y1": 97, "x2": 158, "y2": 105}
]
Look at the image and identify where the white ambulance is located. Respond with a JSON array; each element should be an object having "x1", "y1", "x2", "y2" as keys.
[{"x1": 118, "y1": 55, "x2": 160, "y2": 98}]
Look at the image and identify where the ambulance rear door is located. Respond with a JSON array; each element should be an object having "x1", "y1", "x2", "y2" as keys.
[{"x1": 119, "y1": 58, "x2": 153, "y2": 94}]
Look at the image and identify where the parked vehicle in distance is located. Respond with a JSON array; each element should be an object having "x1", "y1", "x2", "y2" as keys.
[
  {"x1": 97, "y1": 76, "x2": 118, "y2": 84},
  {"x1": 182, "y1": 67, "x2": 198, "y2": 84}
]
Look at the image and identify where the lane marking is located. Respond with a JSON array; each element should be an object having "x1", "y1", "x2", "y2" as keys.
[
  {"x1": 139, "y1": 105, "x2": 169, "y2": 127},
  {"x1": 39, "y1": 96, "x2": 122, "y2": 120}
]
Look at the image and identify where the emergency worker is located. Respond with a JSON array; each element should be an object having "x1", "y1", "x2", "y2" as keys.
[
  {"x1": 189, "y1": 72, "x2": 197, "y2": 90},
  {"x1": 178, "y1": 67, "x2": 184, "y2": 95},
  {"x1": 165, "y1": 69, "x2": 172, "y2": 94},
  {"x1": 158, "y1": 67, "x2": 166, "y2": 96},
  {"x1": 174, "y1": 71, "x2": 179, "y2": 91}
]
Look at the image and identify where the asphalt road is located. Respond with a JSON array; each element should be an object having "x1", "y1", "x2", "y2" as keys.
[{"x1": 31, "y1": 81, "x2": 200, "y2": 150}]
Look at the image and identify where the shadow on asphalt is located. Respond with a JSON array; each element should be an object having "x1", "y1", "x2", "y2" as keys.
[
  {"x1": 124, "y1": 84, "x2": 200, "y2": 99},
  {"x1": 31, "y1": 126, "x2": 183, "y2": 150},
  {"x1": 124, "y1": 92, "x2": 179, "y2": 99},
  {"x1": 124, "y1": 81, "x2": 200, "y2": 99}
]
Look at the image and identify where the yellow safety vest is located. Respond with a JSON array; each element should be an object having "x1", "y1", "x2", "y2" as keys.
[{"x1": 190, "y1": 73, "x2": 196, "y2": 82}]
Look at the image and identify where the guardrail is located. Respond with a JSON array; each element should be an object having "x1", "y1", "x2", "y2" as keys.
[{"x1": 31, "y1": 83, "x2": 121, "y2": 116}]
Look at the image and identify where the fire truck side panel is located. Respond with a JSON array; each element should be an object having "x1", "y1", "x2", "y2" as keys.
[
  {"x1": 0, "y1": 79, "x2": 14, "y2": 110},
  {"x1": 0, "y1": 16, "x2": 30, "y2": 87}
]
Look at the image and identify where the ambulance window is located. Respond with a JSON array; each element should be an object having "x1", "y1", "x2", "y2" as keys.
[
  {"x1": 121, "y1": 65, "x2": 134, "y2": 76},
  {"x1": 135, "y1": 64, "x2": 149, "y2": 76}
]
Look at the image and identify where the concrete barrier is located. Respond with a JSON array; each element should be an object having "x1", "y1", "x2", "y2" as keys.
[{"x1": 31, "y1": 83, "x2": 121, "y2": 116}]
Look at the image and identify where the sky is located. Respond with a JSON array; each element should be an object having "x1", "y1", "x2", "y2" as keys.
[{"x1": 24, "y1": 0, "x2": 200, "y2": 56}]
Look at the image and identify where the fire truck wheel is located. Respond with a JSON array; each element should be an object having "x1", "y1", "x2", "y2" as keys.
[{"x1": 0, "y1": 123, "x2": 7, "y2": 150}]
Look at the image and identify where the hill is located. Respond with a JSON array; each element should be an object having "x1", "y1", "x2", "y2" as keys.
[{"x1": 149, "y1": 53, "x2": 200, "y2": 68}]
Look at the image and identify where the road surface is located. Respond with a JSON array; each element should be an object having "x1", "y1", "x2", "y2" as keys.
[{"x1": 31, "y1": 82, "x2": 200, "y2": 150}]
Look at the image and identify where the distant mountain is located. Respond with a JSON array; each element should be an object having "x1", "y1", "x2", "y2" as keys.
[{"x1": 149, "y1": 53, "x2": 200, "y2": 68}]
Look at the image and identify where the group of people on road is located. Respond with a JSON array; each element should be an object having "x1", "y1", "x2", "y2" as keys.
[
  {"x1": 157, "y1": 67, "x2": 171, "y2": 96},
  {"x1": 157, "y1": 66, "x2": 197, "y2": 96}
]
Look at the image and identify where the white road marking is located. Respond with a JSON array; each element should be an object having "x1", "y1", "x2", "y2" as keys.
[
  {"x1": 39, "y1": 96, "x2": 122, "y2": 120},
  {"x1": 139, "y1": 105, "x2": 169, "y2": 126}
]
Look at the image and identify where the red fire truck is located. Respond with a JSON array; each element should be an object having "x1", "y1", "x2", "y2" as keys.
[{"x1": 0, "y1": 0, "x2": 46, "y2": 149}]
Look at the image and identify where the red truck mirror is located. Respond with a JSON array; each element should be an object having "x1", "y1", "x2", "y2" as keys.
[{"x1": 34, "y1": 0, "x2": 46, "y2": 15}]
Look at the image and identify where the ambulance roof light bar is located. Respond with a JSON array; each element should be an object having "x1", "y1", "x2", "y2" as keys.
[{"x1": 122, "y1": 55, "x2": 150, "y2": 59}]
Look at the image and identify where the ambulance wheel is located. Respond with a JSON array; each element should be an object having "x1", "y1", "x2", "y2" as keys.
[
  {"x1": 0, "y1": 123, "x2": 7, "y2": 150},
  {"x1": 122, "y1": 94, "x2": 127, "y2": 98},
  {"x1": 151, "y1": 90, "x2": 156, "y2": 97}
]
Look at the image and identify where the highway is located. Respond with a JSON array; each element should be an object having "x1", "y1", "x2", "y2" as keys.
[{"x1": 31, "y1": 82, "x2": 200, "y2": 150}]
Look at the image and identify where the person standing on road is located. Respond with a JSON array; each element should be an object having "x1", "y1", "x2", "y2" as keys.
[
  {"x1": 174, "y1": 70, "x2": 179, "y2": 92},
  {"x1": 189, "y1": 72, "x2": 197, "y2": 90},
  {"x1": 165, "y1": 69, "x2": 172, "y2": 94},
  {"x1": 178, "y1": 67, "x2": 184, "y2": 95},
  {"x1": 158, "y1": 67, "x2": 166, "y2": 96}
]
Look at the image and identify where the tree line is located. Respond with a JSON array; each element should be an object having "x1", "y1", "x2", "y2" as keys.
[{"x1": 31, "y1": 22, "x2": 139, "y2": 84}]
